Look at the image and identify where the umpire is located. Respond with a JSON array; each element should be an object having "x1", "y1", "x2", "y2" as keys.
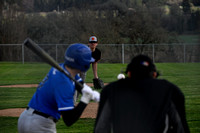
[{"x1": 94, "y1": 54, "x2": 190, "y2": 133}]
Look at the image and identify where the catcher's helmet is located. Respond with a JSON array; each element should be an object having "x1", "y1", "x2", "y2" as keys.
[{"x1": 64, "y1": 43, "x2": 94, "y2": 72}]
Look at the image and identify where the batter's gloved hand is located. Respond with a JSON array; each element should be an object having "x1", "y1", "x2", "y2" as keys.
[
  {"x1": 81, "y1": 84, "x2": 93, "y2": 104},
  {"x1": 93, "y1": 78, "x2": 104, "y2": 89},
  {"x1": 92, "y1": 91, "x2": 100, "y2": 102}
]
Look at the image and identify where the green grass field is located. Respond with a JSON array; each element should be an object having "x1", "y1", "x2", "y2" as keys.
[
  {"x1": 178, "y1": 34, "x2": 200, "y2": 43},
  {"x1": 0, "y1": 62, "x2": 200, "y2": 132}
]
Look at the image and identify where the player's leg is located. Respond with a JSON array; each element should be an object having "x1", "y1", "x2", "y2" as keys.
[{"x1": 18, "y1": 108, "x2": 56, "y2": 133}]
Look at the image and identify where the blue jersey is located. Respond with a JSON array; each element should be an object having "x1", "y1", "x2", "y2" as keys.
[{"x1": 28, "y1": 63, "x2": 82, "y2": 120}]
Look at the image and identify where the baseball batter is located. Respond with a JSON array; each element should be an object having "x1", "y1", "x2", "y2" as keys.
[{"x1": 18, "y1": 43, "x2": 100, "y2": 133}]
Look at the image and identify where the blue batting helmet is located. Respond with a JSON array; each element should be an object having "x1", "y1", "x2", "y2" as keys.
[{"x1": 64, "y1": 43, "x2": 94, "y2": 72}]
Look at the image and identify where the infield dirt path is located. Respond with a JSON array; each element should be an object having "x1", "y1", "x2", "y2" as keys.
[
  {"x1": 0, "y1": 103, "x2": 98, "y2": 118},
  {"x1": 0, "y1": 83, "x2": 98, "y2": 88},
  {"x1": 0, "y1": 83, "x2": 103, "y2": 118}
]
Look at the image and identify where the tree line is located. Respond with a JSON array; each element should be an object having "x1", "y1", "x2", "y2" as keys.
[{"x1": 0, "y1": 0, "x2": 199, "y2": 44}]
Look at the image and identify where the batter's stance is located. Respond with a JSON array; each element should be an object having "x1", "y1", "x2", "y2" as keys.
[{"x1": 18, "y1": 43, "x2": 100, "y2": 133}]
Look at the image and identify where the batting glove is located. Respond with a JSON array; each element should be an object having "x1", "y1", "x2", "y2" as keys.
[
  {"x1": 81, "y1": 84, "x2": 93, "y2": 104},
  {"x1": 92, "y1": 91, "x2": 100, "y2": 102}
]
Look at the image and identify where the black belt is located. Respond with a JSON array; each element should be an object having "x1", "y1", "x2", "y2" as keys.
[{"x1": 27, "y1": 107, "x2": 58, "y2": 123}]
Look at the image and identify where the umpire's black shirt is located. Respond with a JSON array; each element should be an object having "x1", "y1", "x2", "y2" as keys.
[{"x1": 95, "y1": 78, "x2": 190, "y2": 133}]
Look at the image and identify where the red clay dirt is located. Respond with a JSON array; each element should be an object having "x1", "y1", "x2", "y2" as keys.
[
  {"x1": 0, "y1": 103, "x2": 98, "y2": 118},
  {"x1": 0, "y1": 83, "x2": 95, "y2": 88}
]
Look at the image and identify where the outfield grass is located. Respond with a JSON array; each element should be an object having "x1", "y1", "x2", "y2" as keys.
[
  {"x1": 0, "y1": 62, "x2": 200, "y2": 132},
  {"x1": 0, "y1": 117, "x2": 95, "y2": 133},
  {"x1": 178, "y1": 34, "x2": 200, "y2": 43},
  {"x1": 156, "y1": 63, "x2": 200, "y2": 133},
  {"x1": 0, "y1": 62, "x2": 127, "y2": 85}
]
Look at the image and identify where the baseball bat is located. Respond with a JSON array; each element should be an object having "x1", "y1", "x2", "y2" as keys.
[{"x1": 23, "y1": 38, "x2": 83, "y2": 89}]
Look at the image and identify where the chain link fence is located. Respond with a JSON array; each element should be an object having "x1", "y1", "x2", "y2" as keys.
[{"x1": 0, "y1": 43, "x2": 200, "y2": 64}]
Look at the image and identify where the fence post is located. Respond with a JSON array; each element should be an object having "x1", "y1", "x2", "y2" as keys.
[
  {"x1": 122, "y1": 44, "x2": 124, "y2": 64},
  {"x1": 152, "y1": 44, "x2": 155, "y2": 63},
  {"x1": 22, "y1": 43, "x2": 24, "y2": 64},
  {"x1": 56, "y1": 44, "x2": 58, "y2": 62},
  {"x1": 184, "y1": 44, "x2": 186, "y2": 63}
]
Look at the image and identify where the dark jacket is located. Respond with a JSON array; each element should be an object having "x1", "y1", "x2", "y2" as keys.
[{"x1": 95, "y1": 78, "x2": 190, "y2": 133}]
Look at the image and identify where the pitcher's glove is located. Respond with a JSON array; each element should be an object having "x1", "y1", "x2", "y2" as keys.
[{"x1": 93, "y1": 78, "x2": 104, "y2": 89}]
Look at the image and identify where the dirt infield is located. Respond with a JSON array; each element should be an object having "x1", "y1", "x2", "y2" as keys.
[
  {"x1": 0, "y1": 83, "x2": 101, "y2": 118},
  {"x1": 0, "y1": 103, "x2": 98, "y2": 118}
]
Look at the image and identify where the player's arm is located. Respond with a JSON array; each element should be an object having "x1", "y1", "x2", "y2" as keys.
[
  {"x1": 61, "y1": 84, "x2": 100, "y2": 126},
  {"x1": 75, "y1": 80, "x2": 84, "y2": 94},
  {"x1": 61, "y1": 101, "x2": 87, "y2": 126},
  {"x1": 74, "y1": 74, "x2": 84, "y2": 93},
  {"x1": 92, "y1": 51, "x2": 104, "y2": 89},
  {"x1": 92, "y1": 62, "x2": 98, "y2": 79},
  {"x1": 92, "y1": 49, "x2": 101, "y2": 79},
  {"x1": 95, "y1": 84, "x2": 112, "y2": 132},
  {"x1": 171, "y1": 84, "x2": 190, "y2": 133}
]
